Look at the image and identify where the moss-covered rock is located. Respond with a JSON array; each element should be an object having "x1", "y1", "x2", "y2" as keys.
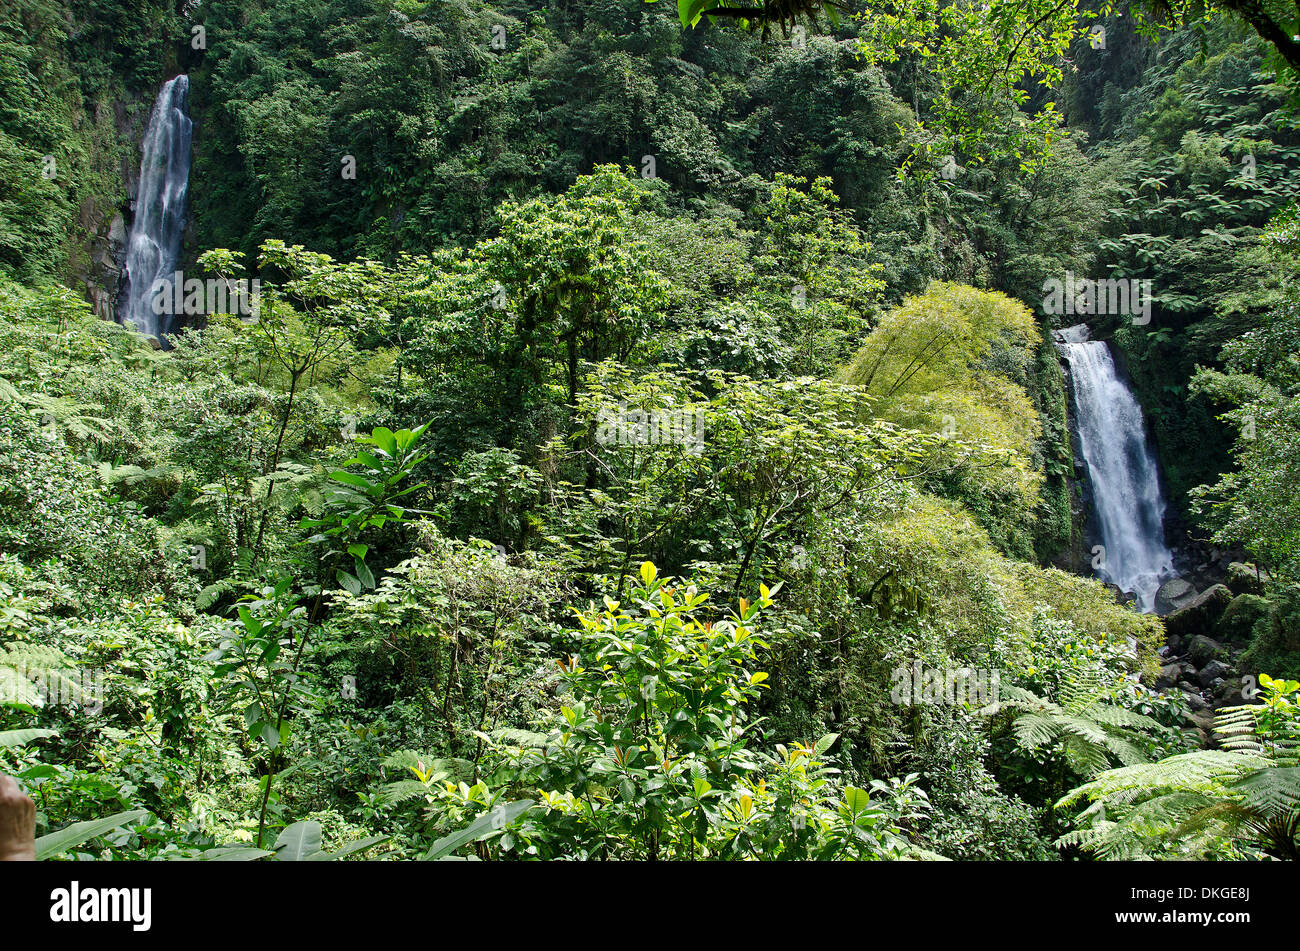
[
  {"x1": 1164, "y1": 583, "x2": 1233, "y2": 640},
  {"x1": 1240, "y1": 595, "x2": 1300, "y2": 681},
  {"x1": 1187, "y1": 634, "x2": 1222, "y2": 667},
  {"x1": 1225, "y1": 562, "x2": 1268, "y2": 597},
  {"x1": 1215, "y1": 593, "x2": 1271, "y2": 643}
]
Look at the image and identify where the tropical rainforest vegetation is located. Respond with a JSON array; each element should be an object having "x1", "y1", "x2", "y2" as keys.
[{"x1": 0, "y1": 0, "x2": 1297, "y2": 862}]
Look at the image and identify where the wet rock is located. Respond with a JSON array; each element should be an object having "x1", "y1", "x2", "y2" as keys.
[
  {"x1": 1164, "y1": 584, "x2": 1234, "y2": 640},
  {"x1": 1187, "y1": 634, "x2": 1222, "y2": 667},
  {"x1": 1214, "y1": 679, "x2": 1246, "y2": 706},
  {"x1": 1199, "y1": 660, "x2": 1232, "y2": 688},
  {"x1": 1156, "y1": 663, "x2": 1181, "y2": 688},
  {"x1": 1191, "y1": 709, "x2": 1218, "y2": 746},
  {"x1": 1225, "y1": 562, "x2": 1268, "y2": 597},
  {"x1": 1155, "y1": 577, "x2": 1197, "y2": 615}
]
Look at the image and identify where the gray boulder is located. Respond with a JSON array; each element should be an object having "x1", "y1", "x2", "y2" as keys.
[
  {"x1": 1214, "y1": 679, "x2": 1246, "y2": 706},
  {"x1": 1187, "y1": 634, "x2": 1222, "y2": 667},
  {"x1": 1199, "y1": 660, "x2": 1233, "y2": 688},
  {"x1": 1155, "y1": 577, "x2": 1197, "y2": 615},
  {"x1": 1164, "y1": 584, "x2": 1234, "y2": 640}
]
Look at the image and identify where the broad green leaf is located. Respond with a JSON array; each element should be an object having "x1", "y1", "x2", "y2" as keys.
[
  {"x1": 331, "y1": 470, "x2": 379, "y2": 493},
  {"x1": 191, "y1": 846, "x2": 275, "y2": 861},
  {"x1": 813, "y1": 733, "x2": 839, "y2": 755},
  {"x1": 0, "y1": 728, "x2": 57, "y2": 749},
  {"x1": 843, "y1": 786, "x2": 872, "y2": 818},
  {"x1": 274, "y1": 821, "x2": 323, "y2": 861},
  {"x1": 35, "y1": 810, "x2": 149, "y2": 859},
  {"x1": 369, "y1": 427, "x2": 398, "y2": 455},
  {"x1": 355, "y1": 558, "x2": 376, "y2": 589},
  {"x1": 304, "y1": 835, "x2": 388, "y2": 860},
  {"x1": 424, "y1": 800, "x2": 535, "y2": 860}
]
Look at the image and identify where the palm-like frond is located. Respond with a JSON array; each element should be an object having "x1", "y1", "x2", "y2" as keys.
[
  {"x1": 1007, "y1": 679, "x2": 1158, "y2": 779},
  {"x1": 1058, "y1": 697, "x2": 1300, "y2": 858}
]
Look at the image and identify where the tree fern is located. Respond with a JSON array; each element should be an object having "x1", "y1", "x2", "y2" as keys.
[
  {"x1": 1001, "y1": 672, "x2": 1162, "y2": 779},
  {"x1": 1056, "y1": 676, "x2": 1300, "y2": 859}
]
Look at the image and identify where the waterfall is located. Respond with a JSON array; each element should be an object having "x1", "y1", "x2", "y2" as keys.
[
  {"x1": 1056, "y1": 324, "x2": 1175, "y2": 612},
  {"x1": 118, "y1": 75, "x2": 192, "y2": 342}
]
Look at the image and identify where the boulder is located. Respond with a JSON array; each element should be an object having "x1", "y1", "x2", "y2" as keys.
[
  {"x1": 1191, "y1": 709, "x2": 1218, "y2": 746},
  {"x1": 1225, "y1": 562, "x2": 1268, "y2": 597},
  {"x1": 1214, "y1": 594, "x2": 1271, "y2": 643},
  {"x1": 1187, "y1": 634, "x2": 1222, "y2": 667},
  {"x1": 1155, "y1": 577, "x2": 1197, "y2": 615},
  {"x1": 1155, "y1": 663, "x2": 1181, "y2": 689},
  {"x1": 1199, "y1": 660, "x2": 1233, "y2": 688},
  {"x1": 1164, "y1": 584, "x2": 1234, "y2": 640},
  {"x1": 1214, "y1": 678, "x2": 1246, "y2": 706}
]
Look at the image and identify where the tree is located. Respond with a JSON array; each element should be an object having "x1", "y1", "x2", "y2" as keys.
[
  {"x1": 840, "y1": 282, "x2": 1044, "y2": 547},
  {"x1": 1191, "y1": 206, "x2": 1300, "y2": 580},
  {"x1": 479, "y1": 166, "x2": 673, "y2": 409},
  {"x1": 665, "y1": 0, "x2": 1300, "y2": 169},
  {"x1": 200, "y1": 242, "x2": 394, "y2": 564}
]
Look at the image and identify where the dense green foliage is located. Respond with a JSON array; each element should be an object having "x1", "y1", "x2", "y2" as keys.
[{"x1": 0, "y1": 0, "x2": 1297, "y2": 862}]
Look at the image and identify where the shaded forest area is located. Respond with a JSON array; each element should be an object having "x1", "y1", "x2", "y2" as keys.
[{"x1": 0, "y1": 0, "x2": 1297, "y2": 861}]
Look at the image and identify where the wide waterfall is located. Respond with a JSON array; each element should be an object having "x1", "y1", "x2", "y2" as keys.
[
  {"x1": 1057, "y1": 324, "x2": 1175, "y2": 612},
  {"x1": 118, "y1": 75, "x2": 192, "y2": 342}
]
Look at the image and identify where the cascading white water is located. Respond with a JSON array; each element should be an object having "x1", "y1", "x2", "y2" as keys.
[
  {"x1": 1057, "y1": 324, "x2": 1175, "y2": 612},
  {"x1": 118, "y1": 75, "x2": 192, "y2": 341}
]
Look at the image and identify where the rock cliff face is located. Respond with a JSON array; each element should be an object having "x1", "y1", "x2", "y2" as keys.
[{"x1": 68, "y1": 87, "x2": 159, "y2": 324}]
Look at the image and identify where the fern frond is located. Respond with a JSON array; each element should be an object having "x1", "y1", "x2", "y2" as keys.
[
  {"x1": 1102, "y1": 732, "x2": 1152, "y2": 768},
  {"x1": 1012, "y1": 711, "x2": 1060, "y2": 749},
  {"x1": 1056, "y1": 750, "x2": 1258, "y2": 809},
  {"x1": 1228, "y1": 766, "x2": 1300, "y2": 819},
  {"x1": 1063, "y1": 734, "x2": 1112, "y2": 777}
]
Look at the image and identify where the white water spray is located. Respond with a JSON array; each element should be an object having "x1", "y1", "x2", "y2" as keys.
[
  {"x1": 119, "y1": 75, "x2": 192, "y2": 341},
  {"x1": 1056, "y1": 324, "x2": 1175, "y2": 612}
]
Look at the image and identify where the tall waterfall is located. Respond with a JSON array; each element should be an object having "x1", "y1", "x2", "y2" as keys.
[
  {"x1": 1057, "y1": 324, "x2": 1175, "y2": 612},
  {"x1": 118, "y1": 75, "x2": 192, "y2": 342}
]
